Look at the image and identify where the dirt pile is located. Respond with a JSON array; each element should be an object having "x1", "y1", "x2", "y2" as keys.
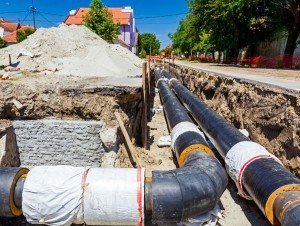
[{"x1": 0, "y1": 25, "x2": 143, "y2": 78}]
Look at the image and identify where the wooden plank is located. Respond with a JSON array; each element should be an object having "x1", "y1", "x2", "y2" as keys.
[
  {"x1": 147, "y1": 60, "x2": 151, "y2": 115},
  {"x1": 142, "y1": 62, "x2": 148, "y2": 149},
  {"x1": 114, "y1": 112, "x2": 141, "y2": 167},
  {"x1": 120, "y1": 144, "x2": 134, "y2": 168}
]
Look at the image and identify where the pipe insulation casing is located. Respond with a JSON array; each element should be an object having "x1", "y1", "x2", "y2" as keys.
[
  {"x1": 22, "y1": 166, "x2": 85, "y2": 225},
  {"x1": 151, "y1": 151, "x2": 227, "y2": 223},
  {"x1": 161, "y1": 70, "x2": 247, "y2": 158},
  {"x1": 225, "y1": 141, "x2": 282, "y2": 200},
  {"x1": 242, "y1": 158, "x2": 300, "y2": 224},
  {"x1": 22, "y1": 166, "x2": 145, "y2": 226},
  {"x1": 162, "y1": 69, "x2": 300, "y2": 225},
  {"x1": 152, "y1": 69, "x2": 228, "y2": 223},
  {"x1": 0, "y1": 167, "x2": 29, "y2": 217},
  {"x1": 84, "y1": 168, "x2": 145, "y2": 226},
  {"x1": 156, "y1": 71, "x2": 213, "y2": 162}
]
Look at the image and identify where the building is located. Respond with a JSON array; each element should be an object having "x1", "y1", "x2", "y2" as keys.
[
  {"x1": 0, "y1": 18, "x2": 20, "y2": 38},
  {"x1": 64, "y1": 6, "x2": 138, "y2": 54},
  {"x1": 0, "y1": 18, "x2": 34, "y2": 45}
]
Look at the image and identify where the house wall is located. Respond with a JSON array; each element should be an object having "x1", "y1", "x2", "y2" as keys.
[
  {"x1": 0, "y1": 27, "x2": 4, "y2": 38},
  {"x1": 118, "y1": 25, "x2": 130, "y2": 45},
  {"x1": 3, "y1": 30, "x2": 10, "y2": 37},
  {"x1": 130, "y1": 17, "x2": 137, "y2": 54},
  {"x1": 254, "y1": 32, "x2": 300, "y2": 56}
]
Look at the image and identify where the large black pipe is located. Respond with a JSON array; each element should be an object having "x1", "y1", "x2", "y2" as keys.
[
  {"x1": 0, "y1": 167, "x2": 29, "y2": 217},
  {"x1": 161, "y1": 69, "x2": 300, "y2": 225},
  {"x1": 147, "y1": 70, "x2": 228, "y2": 224}
]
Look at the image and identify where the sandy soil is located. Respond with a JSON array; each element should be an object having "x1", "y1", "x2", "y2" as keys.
[{"x1": 0, "y1": 25, "x2": 143, "y2": 78}]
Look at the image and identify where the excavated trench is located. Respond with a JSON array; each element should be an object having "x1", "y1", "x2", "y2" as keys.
[
  {"x1": 169, "y1": 64, "x2": 300, "y2": 178},
  {"x1": 0, "y1": 64, "x2": 299, "y2": 225},
  {"x1": 0, "y1": 78, "x2": 143, "y2": 225}
]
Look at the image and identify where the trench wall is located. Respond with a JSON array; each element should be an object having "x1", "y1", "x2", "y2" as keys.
[
  {"x1": 169, "y1": 63, "x2": 300, "y2": 177},
  {"x1": 0, "y1": 81, "x2": 143, "y2": 169}
]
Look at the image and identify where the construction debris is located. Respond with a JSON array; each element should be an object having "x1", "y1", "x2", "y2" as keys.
[{"x1": 0, "y1": 24, "x2": 143, "y2": 78}]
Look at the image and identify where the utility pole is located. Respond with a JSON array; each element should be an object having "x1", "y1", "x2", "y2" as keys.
[{"x1": 31, "y1": 0, "x2": 36, "y2": 29}]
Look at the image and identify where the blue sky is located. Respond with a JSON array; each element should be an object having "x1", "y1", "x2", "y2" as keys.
[{"x1": 0, "y1": 0, "x2": 188, "y2": 49}]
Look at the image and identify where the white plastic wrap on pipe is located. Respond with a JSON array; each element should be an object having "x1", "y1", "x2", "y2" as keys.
[
  {"x1": 225, "y1": 141, "x2": 282, "y2": 200},
  {"x1": 22, "y1": 165, "x2": 85, "y2": 226},
  {"x1": 84, "y1": 168, "x2": 145, "y2": 226},
  {"x1": 171, "y1": 121, "x2": 206, "y2": 150}
]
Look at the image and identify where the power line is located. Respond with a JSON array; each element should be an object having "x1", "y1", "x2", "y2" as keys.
[
  {"x1": 20, "y1": 11, "x2": 32, "y2": 24},
  {"x1": 136, "y1": 12, "x2": 187, "y2": 19},
  {"x1": 138, "y1": 22, "x2": 179, "y2": 25},
  {"x1": 0, "y1": 10, "x2": 28, "y2": 15},
  {"x1": 37, "y1": 12, "x2": 58, "y2": 27},
  {"x1": 37, "y1": 11, "x2": 66, "y2": 17}
]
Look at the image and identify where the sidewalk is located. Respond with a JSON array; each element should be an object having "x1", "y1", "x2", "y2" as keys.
[{"x1": 175, "y1": 60, "x2": 300, "y2": 91}]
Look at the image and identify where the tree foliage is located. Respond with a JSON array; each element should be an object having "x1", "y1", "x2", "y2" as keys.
[
  {"x1": 138, "y1": 33, "x2": 160, "y2": 57},
  {"x1": 17, "y1": 28, "x2": 35, "y2": 43},
  {"x1": 83, "y1": 0, "x2": 120, "y2": 43},
  {"x1": 171, "y1": 0, "x2": 300, "y2": 61},
  {"x1": 171, "y1": 0, "x2": 271, "y2": 58},
  {"x1": 269, "y1": 0, "x2": 300, "y2": 56},
  {"x1": 0, "y1": 38, "x2": 7, "y2": 48}
]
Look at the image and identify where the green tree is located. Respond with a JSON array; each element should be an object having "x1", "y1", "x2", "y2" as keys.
[
  {"x1": 171, "y1": 0, "x2": 271, "y2": 60},
  {"x1": 188, "y1": 0, "x2": 271, "y2": 58},
  {"x1": 139, "y1": 48, "x2": 147, "y2": 58},
  {"x1": 83, "y1": 0, "x2": 120, "y2": 43},
  {"x1": 17, "y1": 28, "x2": 35, "y2": 43},
  {"x1": 169, "y1": 18, "x2": 195, "y2": 55},
  {"x1": 269, "y1": 0, "x2": 300, "y2": 64},
  {"x1": 138, "y1": 33, "x2": 160, "y2": 56},
  {"x1": 0, "y1": 38, "x2": 7, "y2": 48}
]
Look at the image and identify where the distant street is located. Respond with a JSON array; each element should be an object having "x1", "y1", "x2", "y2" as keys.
[{"x1": 175, "y1": 60, "x2": 300, "y2": 92}]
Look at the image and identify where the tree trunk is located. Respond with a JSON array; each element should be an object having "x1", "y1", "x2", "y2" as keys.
[
  {"x1": 211, "y1": 51, "x2": 215, "y2": 63},
  {"x1": 283, "y1": 23, "x2": 300, "y2": 68},
  {"x1": 218, "y1": 51, "x2": 222, "y2": 63}
]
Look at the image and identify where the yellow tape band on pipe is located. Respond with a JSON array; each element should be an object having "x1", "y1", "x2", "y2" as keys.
[
  {"x1": 10, "y1": 169, "x2": 29, "y2": 216},
  {"x1": 265, "y1": 184, "x2": 300, "y2": 225},
  {"x1": 178, "y1": 144, "x2": 214, "y2": 168}
]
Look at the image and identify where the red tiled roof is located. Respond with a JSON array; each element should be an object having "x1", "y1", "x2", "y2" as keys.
[
  {"x1": 109, "y1": 8, "x2": 131, "y2": 25},
  {"x1": 0, "y1": 21, "x2": 19, "y2": 32},
  {"x1": 64, "y1": 7, "x2": 131, "y2": 26},
  {"x1": 3, "y1": 26, "x2": 35, "y2": 43}
]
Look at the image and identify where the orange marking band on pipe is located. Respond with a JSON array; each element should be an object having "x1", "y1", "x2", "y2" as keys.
[
  {"x1": 10, "y1": 168, "x2": 29, "y2": 216},
  {"x1": 265, "y1": 184, "x2": 300, "y2": 225},
  {"x1": 178, "y1": 144, "x2": 214, "y2": 168},
  {"x1": 145, "y1": 177, "x2": 152, "y2": 183}
]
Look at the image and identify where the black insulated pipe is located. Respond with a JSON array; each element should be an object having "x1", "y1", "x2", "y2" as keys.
[
  {"x1": 162, "y1": 69, "x2": 300, "y2": 225},
  {"x1": 0, "y1": 167, "x2": 29, "y2": 217},
  {"x1": 147, "y1": 69, "x2": 228, "y2": 224}
]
